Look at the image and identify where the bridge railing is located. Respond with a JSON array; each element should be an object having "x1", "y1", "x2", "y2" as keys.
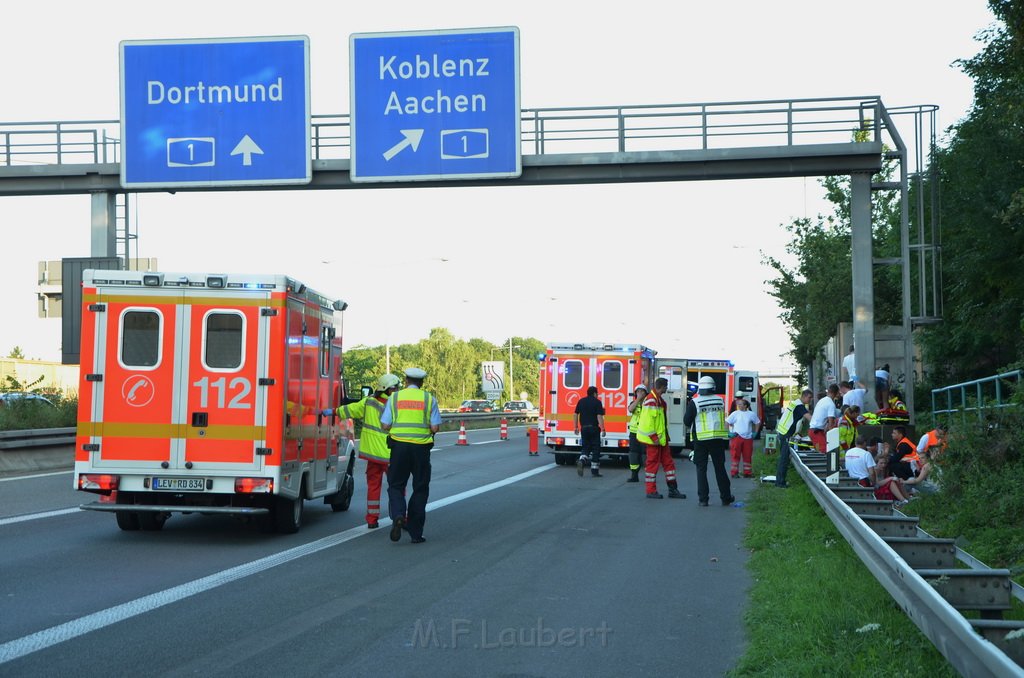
[
  {"x1": 0, "y1": 95, "x2": 904, "y2": 169},
  {"x1": 931, "y1": 370, "x2": 1022, "y2": 425}
]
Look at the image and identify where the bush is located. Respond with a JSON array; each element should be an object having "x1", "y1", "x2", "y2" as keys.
[
  {"x1": 0, "y1": 395, "x2": 77, "y2": 431},
  {"x1": 903, "y1": 409, "x2": 1024, "y2": 579}
]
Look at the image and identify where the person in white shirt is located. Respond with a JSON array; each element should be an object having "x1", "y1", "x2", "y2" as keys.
[
  {"x1": 840, "y1": 380, "x2": 869, "y2": 412},
  {"x1": 841, "y1": 345, "x2": 857, "y2": 383},
  {"x1": 726, "y1": 397, "x2": 760, "y2": 478},
  {"x1": 843, "y1": 436, "x2": 877, "y2": 487},
  {"x1": 808, "y1": 384, "x2": 839, "y2": 452}
]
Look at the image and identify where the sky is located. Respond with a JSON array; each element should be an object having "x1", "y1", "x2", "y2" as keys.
[{"x1": 0, "y1": 0, "x2": 996, "y2": 373}]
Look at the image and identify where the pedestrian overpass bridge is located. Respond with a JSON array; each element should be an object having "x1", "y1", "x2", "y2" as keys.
[{"x1": 0, "y1": 95, "x2": 940, "y2": 414}]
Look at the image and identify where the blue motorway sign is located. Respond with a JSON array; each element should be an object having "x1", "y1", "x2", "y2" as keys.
[
  {"x1": 350, "y1": 27, "x2": 521, "y2": 183},
  {"x1": 120, "y1": 36, "x2": 310, "y2": 189}
]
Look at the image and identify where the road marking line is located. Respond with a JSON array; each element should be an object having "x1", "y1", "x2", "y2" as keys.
[
  {"x1": 471, "y1": 440, "x2": 502, "y2": 445},
  {"x1": 0, "y1": 470, "x2": 73, "y2": 483},
  {"x1": 0, "y1": 508, "x2": 79, "y2": 527},
  {"x1": 0, "y1": 463, "x2": 555, "y2": 665}
]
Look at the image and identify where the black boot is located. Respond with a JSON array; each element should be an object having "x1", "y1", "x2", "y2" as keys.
[{"x1": 627, "y1": 469, "x2": 639, "y2": 483}]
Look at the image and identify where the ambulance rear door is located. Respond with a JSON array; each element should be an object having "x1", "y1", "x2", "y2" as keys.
[
  {"x1": 83, "y1": 285, "x2": 182, "y2": 471},
  {"x1": 734, "y1": 370, "x2": 760, "y2": 415},
  {"x1": 655, "y1": 358, "x2": 689, "y2": 449},
  {"x1": 595, "y1": 353, "x2": 629, "y2": 440},
  {"x1": 180, "y1": 287, "x2": 270, "y2": 474}
]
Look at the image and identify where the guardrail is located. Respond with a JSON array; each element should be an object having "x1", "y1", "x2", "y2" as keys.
[
  {"x1": 792, "y1": 450, "x2": 1024, "y2": 676},
  {"x1": 0, "y1": 427, "x2": 75, "y2": 450},
  {"x1": 931, "y1": 370, "x2": 1022, "y2": 425}
]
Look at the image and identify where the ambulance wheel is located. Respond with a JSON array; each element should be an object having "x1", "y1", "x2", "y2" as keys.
[
  {"x1": 116, "y1": 512, "x2": 140, "y2": 531},
  {"x1": 330, "y1": 473, "x2": 355, "y2": 513},
  {"x1": 139, "y1": 512, "x2": 167, "y2": 531},
  {"x1": 274, "y1": 495, "x2": 304, "y2": 534}
]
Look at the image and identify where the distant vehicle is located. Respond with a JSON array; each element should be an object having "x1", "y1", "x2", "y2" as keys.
[
  {"x1": 502, "y1": 400, "x2": 536, "y2": 414},
  {"x1": 459, "y1": 400, "x2": 496, "y2": 413},
  {"x1": 0, "y1": 392, "x2": 54, "y2": 407}
]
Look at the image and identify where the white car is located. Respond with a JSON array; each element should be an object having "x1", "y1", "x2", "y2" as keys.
[{"x1": 0, "y1": 392, "x2": 54, "y2": 407}]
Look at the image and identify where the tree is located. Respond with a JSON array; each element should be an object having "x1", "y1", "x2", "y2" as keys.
[
  {"x1": 763, "y1": 157, "x2": 902, "y2": 370},
  {"x1": 6, "y1": 346, "x2": 25, "y2": 359},
  {"x1": 916, "y1": 0, "x2": 1024, "y2": 383}
]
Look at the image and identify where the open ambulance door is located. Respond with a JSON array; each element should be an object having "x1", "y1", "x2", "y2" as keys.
[{"x1": 654, "y1": 358, "x2": 689, "y2": 456}]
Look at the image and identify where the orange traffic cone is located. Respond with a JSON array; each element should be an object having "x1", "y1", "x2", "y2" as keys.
[
  {"x1": 457, "y1": 421, "x2": 469, "y2": 446},
  {"x1": 500, "y1": 418, "x2": 508, "y2": 440}
]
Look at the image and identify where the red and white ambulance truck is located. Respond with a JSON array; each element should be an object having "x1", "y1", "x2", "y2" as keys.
[
  {"x1": 75, "y1": 270, "x2": 356, "y2": 533},
  {"x1": 538, "y1": 342, "x2": 657, "y2": 465}
]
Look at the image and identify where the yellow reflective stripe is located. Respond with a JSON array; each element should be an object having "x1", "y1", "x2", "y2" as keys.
[
  {"x1": 82, "y1": 293, "x2": 286, "y2": 308},
  {"x1": 550, "y1": 412, "x2": 627, "y2": 423},
  {"x1": 79, "y1": 421, "x2": 266, "y2": 440}
]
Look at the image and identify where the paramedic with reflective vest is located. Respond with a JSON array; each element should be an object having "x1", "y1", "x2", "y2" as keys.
[
  {"x1": 916, "y1": 424, "x2": 948, "y2": 459},
  {"x1": 773, "y1": 389, "x2": 813, "y2": 489},
  {"x1": 887, "y1": 425, "x2": 920, "y2": 481},
  {"x1": 626, "y1": 384, "x2": 648, "y2": 483},
  {"x1": 333, "y1": 373, "x2": 400, "y2": 529},
  {"x1": 381, "y1": 367, "x2": 441, "y2": 544},
  {"x1": 683, "y1": 376, "x2": 734, "y2": 507},
  {"x1": 636, "y1": 378, "x2": 686, "y2": 499}
]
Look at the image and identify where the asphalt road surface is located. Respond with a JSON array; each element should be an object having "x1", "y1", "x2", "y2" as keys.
[{"x1": 0, "y1": 428, "x2": 753, "y2": 677}]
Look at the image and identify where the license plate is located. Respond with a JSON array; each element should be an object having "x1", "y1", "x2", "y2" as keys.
[{"x1": 152, "y1": 477, "x2": 206, "y2": 491}]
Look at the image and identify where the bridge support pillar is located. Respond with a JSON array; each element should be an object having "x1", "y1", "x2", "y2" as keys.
[
  {"x1": 90, "y1": 191, "x2": 117, "y2": 259},
  {"x1": 851, "y1": 171, "x2": 876, "y2": 402}
]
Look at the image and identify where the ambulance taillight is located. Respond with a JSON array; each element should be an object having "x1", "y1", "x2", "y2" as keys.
[
  {"x1": 234, "y1": 477, "x2": 274, "y2": 494},
  {"x1": 78, "y1": 474, "x2": 120, "y2": 491}
]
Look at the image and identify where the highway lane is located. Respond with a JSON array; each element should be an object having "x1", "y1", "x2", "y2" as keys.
[{"x1": 1, "y1": 429, "x2": 753, "y2": 677}]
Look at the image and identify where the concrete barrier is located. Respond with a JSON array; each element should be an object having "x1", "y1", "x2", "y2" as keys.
[{"x1": 0, "y1": 443, "x2": 73, "y2": 477}]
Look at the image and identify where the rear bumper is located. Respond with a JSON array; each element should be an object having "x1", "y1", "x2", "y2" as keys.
[{"x1": 80, "y1": 502, "x2": 270, "y2": 516}]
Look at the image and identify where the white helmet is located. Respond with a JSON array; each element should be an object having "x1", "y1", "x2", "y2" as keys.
[
  {"x1": 376, "y1": 373, "x2": 401, "y2": 392},
  {"x1": 634, "y1": 384, "x2": 649, "y2": 396},
  {"x1": 698, "y1": 376, "x2": 716, "y2": 391}
]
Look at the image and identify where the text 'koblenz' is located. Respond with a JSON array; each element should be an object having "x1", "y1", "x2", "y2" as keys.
[{"x1": 380, "y1": 53, "x2": 490, "y2": 116}]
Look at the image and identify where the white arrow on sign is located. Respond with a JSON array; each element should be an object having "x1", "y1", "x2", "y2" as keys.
[
  {"x1": 382, "y1": 129, "x2": 424, "y2": 161},
  {"x1": 230, "y1": 135, "x2": 264, "y2": 166}
]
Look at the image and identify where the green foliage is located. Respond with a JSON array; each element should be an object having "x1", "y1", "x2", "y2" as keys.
[
  {"x1": 6, "y1": 346, "x2": 25, "y2": 359},
  {"x1": 902, "y1": 409, "x2": 1024, "y2": 580},
  {"x1": 0, "y1": 394, "x2": 77, "y2": 430},
  {"x1": 734, "y1": 450, "x2": 957, "y2": 676},
  {"x1": 763, "y1": 166, "x2": 902, "y2": 367},
  {"x1": 343, "y1": 330, "x2": 545, "y2": 408},
  {"x1": 915, "y1": 0, "x2": 1024, "y2": 384}
]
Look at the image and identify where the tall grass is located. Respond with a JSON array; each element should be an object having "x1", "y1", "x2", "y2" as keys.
[{"x1": 732, "y1": 449, "x2": 957, "y2": 677}]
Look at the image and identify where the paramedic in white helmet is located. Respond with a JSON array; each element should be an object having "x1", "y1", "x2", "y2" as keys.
[{"x1": 683, "y1": 376, "x2": 735, "y2": 507}]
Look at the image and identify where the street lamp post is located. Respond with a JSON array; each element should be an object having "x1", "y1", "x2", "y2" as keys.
[{"x1": 505, "y1": 338, "x2": 521, "y2": 402}]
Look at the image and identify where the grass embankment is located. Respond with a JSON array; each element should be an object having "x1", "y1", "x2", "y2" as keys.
[
  {"x1": 732, "y1": 447, "x2": 958, "y2": 677},
  {"x1": 0, "y1": 397, "x2": 77, "y2": 431}
]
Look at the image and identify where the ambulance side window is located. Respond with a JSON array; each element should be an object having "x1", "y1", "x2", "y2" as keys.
[
  {"x1": 563, "y1": 360, "x2": 584, "y2": 389},
  {"x1": 660, "y1": 366, "x2": 684, "y2": 391},
  {"x1": 737, "y1": 376, "x2": 755, "y2": 392},
  {"x1": 120, "y1": 309, "x2": 162, "y2": 369},
  {"x1": 204, "y1": 311, "x2": 245, "y2": 371},
  {"x1": 602, "y1": 361, "x2": 622, "y2": 389}
]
